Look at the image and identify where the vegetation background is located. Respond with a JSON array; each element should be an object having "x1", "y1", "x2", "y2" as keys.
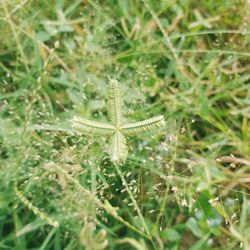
[{"x1": 0, "y1": 0, "x2": 250, "y2": 249}]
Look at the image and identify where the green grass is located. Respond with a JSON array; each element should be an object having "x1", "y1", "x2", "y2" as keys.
[{"x1": 0, "y1": 0, "x2": 250, "y2": 249}]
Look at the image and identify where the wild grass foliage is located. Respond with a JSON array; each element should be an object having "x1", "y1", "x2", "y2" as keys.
[
  {"x1": 72, "y1": 79, "x2": 165, "y2": 164},
  {"x1": 0, "y1": 0, "x2": 250, "y2": 249}
]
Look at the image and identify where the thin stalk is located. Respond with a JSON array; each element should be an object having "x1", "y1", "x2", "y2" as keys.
[
  {"x1": 54, "y1": 165, "x2": 149, "y2": 239},
  {"x1": 114, "y1": 164, "x2": 156, "y2": 249}
]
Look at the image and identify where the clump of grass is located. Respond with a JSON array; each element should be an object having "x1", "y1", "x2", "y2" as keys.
[{"x1": 0, "y1": 0, "x2": 250, "y2": 249}]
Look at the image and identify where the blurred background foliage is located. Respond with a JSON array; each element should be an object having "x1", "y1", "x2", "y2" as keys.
[{"x1": 0, "y1": 0, "x2": 250, "y2": 249}]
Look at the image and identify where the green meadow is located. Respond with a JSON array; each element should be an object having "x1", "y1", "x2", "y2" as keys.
[{"x1": 0, "y1": 0, "x2": 250, "y2": 249}]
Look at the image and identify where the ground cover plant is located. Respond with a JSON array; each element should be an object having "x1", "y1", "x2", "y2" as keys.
[{"x1": 0, "y1": 0, "x2": 250, "y2": 249}]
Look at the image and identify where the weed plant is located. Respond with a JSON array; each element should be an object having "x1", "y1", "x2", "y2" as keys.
[{"x1": 0, "y1": 0, "x2": 250, "y2": 249}]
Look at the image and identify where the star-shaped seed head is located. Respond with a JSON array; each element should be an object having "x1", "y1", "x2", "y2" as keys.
[{"x1": 72, "y1": 79, "x2": 165, "y2": 165}]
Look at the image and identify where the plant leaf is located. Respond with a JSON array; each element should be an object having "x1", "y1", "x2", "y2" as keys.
[
  {"x1": 108, "y1": 79, "x2": 122, "y2": 126},
  {"x1": 80, "y1": 223, "x2": 108, "y2": 250},
  {"x1": 116, "y1": 237, "x2": 148, "y2": 250},
  {"x1": 72, "y1": 116, "x2": 115, "y2": 136},
  {"x1": 110, "y1": 131, "x2": 128, "y2": 164},
  {"x1": 121, "y1": 115, "x2": 165, "y2": 136}
]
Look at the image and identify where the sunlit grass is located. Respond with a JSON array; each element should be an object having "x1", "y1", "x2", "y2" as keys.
[{"x1": 0, "y1": 0, "x2": 250, "y2": 249}]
